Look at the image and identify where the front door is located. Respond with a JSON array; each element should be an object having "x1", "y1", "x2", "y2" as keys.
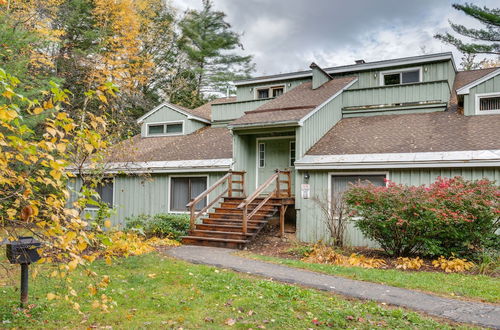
[{"x1": 257, "y1": 137, "x2": 294, "y2": 193}]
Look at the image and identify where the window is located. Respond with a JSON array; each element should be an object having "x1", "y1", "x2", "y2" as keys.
[
  {"x1": 170, "y1": 177, "x2": 207, "y2": 212},
  {"x1": 381, "y1": 68, "x2": 421, "y2": 86},
  {"x1": 257, "y1": 89, "x2": 269, "y2": 99},
  {"x1": 256, "y1": 85, "x2": 285, "y2": 99},
  {"x1": 331, "y1": 174, "x2": 386, "y2": 201},
  {"x1": 147, "y1": 122, "x2": 183, "y2": 136},
  {"x1": 476, "y1": 93, "x2": 500, "y2": 114},
  {"x1": 289, "y1": 141, "x2": 296, "y2": 167},
  {"x1": 258, "y1": 143, "x2": 265, "y2": 168},
  {"x1": 272, "y1": 87, "x2": 284, "y2": 97},
  {"x1": 87, "y1": 179, "x2": 114, "y2": 209}
]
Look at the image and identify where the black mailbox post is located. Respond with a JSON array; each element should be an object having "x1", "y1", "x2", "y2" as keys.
[{"x1": 6, "y1": 237, "x2": 41, "y2": 307}]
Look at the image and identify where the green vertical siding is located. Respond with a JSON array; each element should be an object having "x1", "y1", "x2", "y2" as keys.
[
  {"x1": 141, "y1": 105, "x2": 207, "y2": 136},
  {"x1": 296, "y1": 96, "x2": 343, "y2": 159},
  {"x1": 312, "y1": 67, "x2": 330, "y2": 89},
  {"x1": 296, "y1": 167, "x2": 500, "y2": 245},
  {"x1": 342, "y1": 80, "x2": 450, "y2": 108},
  {"x1": 69, "y1": 172, "x2": 227, "y2": 227},
  {"x1": 212, "y1": 99, "x2": 270, "y2": 122},
  {"x1": 464, "y1": 74, "x2": 500, "y2": 116},
  {"x1": 335, "y1": 61, "x2": 455, "y2": 89}
]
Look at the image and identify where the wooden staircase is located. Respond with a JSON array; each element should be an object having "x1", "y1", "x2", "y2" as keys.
[{"x1": 181, "y1": 170, "x2": 293, "y2": 249}]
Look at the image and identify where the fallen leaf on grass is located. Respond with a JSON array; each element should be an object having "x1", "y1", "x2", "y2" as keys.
[
  {"x1": 204, "y1": 317, "x2": 214, "y2": 323},
  {"x1": 225, "y1": 318, "x2": 236, "y2": 326},
  {"x1": 147, "y1": 273, "x2": 156, "y2": 278}
]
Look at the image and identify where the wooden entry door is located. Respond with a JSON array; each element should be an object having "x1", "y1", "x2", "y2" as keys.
[{"x1": 257, "y1": 138, "x2": 294, "y2": 193}]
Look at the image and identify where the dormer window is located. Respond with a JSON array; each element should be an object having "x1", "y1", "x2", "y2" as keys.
[
  {"x1": 256, "y1": 85, "x2": 285, "y2": 99},
  {"x1": 146, "y1": 121, "x2": 183, "y2": 136},
  {"x1": 475, "y1": 92, "x2": 500, "y2": 115},
  {"x1": 380, "y1": 67, "x2": 421, "y2": 86}
]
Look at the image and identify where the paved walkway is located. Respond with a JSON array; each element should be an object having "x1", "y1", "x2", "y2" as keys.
[{"x1": 168, "y1": 245, "x2": 500, "y2": 329}]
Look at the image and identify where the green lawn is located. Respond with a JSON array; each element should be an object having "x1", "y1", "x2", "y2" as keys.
[
  {"x1": 0, "y1": 252, "x2": 475, "y2": 329},
  {"x1": 240, "y1": 253, "x2": 500, "y2": 304}
]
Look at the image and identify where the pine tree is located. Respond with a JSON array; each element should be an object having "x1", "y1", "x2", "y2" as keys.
[
  {"x1": 178, "y1": 0, "x2": 254, "y2": 104},
  {"x1": 435, "y1": 3, "x2": 500, "y2": 56}
]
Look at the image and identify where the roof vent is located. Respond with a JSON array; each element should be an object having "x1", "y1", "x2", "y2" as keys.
[{"x1": 355, "y1": 59, "x2": 365, "y2": 64}]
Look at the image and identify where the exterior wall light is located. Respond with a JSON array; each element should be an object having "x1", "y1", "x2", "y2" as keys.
[{"x1": 303, "y1": 172, "x2": 310, "y2": 182}]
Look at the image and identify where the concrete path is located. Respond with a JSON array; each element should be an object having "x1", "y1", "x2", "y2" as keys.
[{"x1": 168, "y1": 245, "x2": 500, "y2": 329}]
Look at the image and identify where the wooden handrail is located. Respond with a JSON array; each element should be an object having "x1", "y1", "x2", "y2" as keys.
[
  {"x1": 187, "y1": 171, "x2": 245, "y2": 230},
  {"x1": 237, "y1": 170, "x2": 291, "y2": 234}
]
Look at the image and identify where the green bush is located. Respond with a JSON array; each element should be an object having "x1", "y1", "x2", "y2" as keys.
[
  {"x1": 125, "y1": 213, "x2": 190, "y2": 241},
  {"x1": 344, "y1": 176, "x2": 499, "y2": 258}
]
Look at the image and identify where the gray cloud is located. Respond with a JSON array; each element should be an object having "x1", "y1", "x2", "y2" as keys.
[{"x1": 173, "y1": 0, "x2": 499, "y2": 75}]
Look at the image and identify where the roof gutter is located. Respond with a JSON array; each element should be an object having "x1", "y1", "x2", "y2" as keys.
[
  {"x1": 69, "y1": 159, "x2": 232, "y2": 174},
  {"x1": 228, "y1": 120, "x2": 299, "y2": 130},
  {"x1": 294, "y1": 150, "x2": 500, "y2": 170}
]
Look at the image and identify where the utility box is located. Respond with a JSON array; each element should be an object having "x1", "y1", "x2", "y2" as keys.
[{"x1": 6, "y1": 237, "x2": 42, "y2": 264}]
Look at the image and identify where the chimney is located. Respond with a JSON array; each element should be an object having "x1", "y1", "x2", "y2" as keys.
[
  {"x1": 355, "y1": 59, "x2": 365, "y2": 64},
  {"x1": 310, "y1": 62, "x2": 332, "y2": 89}
]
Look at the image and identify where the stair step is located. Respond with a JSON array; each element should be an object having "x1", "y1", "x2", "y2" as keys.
[
  {"x1": 191, "y1": 230, "x2": 254, "y2": 239},
  {"x1": 208, "y1": 212, "x2": 270, "y2": 220},
  {"x1": 181, "y1": 236, "x2": 249, "y2": 249},
  {"x1": 195, "y1": 223, "x2": 260, "y2": 232},
  {"x1": 203, "y1": 217, "x2": 268, "y2": 224}
]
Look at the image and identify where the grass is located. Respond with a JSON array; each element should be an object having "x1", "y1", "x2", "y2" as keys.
[
  {"x1": 241, "y1": 252, "x2": 500, "y2": 304},
  {"x1": 0, "y1": 252, "x2": 475, "y2": 329}
]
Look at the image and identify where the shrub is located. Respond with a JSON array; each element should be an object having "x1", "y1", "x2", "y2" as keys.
[
  {"x1": 125, "y1": 213, "x2": 190, "y2": 241},
  {"x1": 344, "y1": 176, "x2": 499, "y2": 258}
]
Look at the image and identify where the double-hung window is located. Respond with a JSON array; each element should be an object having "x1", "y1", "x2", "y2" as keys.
[
  {"x1": 147, "y1": 122, "x2": 183, "y2": 136},
  {"x1": 256, "y1": 85, "x2": 285, "y2": 99},
  {"x1": 170, "y1": 177, "x2": 207, "y2": 212},
  {"x1": 381, "y1": 68, "x2": 421, "y2": 86}
]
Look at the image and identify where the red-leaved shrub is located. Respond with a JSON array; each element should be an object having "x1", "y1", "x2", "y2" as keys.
[{"x1": 344, "y1": 176, "x2": 499, "y2": 257}]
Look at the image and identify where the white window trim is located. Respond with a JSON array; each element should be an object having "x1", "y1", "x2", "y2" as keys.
[
  {"x1": 327, "y1": 172, "x2": 389, "y2": 215},
  {"x1": 475, "y1": 92, "x2": 500, "y2": 115},
  {"x1": 289, "y1": 141, "x2": 296, "y2": 167},
  {"x1": 254, "y1": 84, "x2": 286, "y2": 100},
  {"x1": 258, "y1": 142, "x2": 265, "y2": 168},
  {"x1": 84, "y1": 177, "x2": 115, "y2": 211},
  {"x1": 379, "y1": 66, "x2": 422, "y2": 86},
  {"x1": 145, "y1": 120, "x2": 185, "y2": 137},
  {"x1": 167, "y1": 175, "x2": 209, "y2": 214}
]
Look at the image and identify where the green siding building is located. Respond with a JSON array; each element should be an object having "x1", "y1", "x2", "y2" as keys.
[{"x1": 73, "y1": 52, "x2": 500, "y2": 247}]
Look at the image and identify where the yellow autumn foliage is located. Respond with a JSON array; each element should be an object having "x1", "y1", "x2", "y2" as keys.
[
  {"x1": 432, "y1": 256, "x2": 474, "y2": 273},
  {"x1": 302, "y1": 244, "x2": 386, "y2": 269},
  {"x1": 395, "y1": 257, "x2": 425, "y2": 270},
  {"x1": 100, "y1": 231, "x2": 179, "y2": 259}
]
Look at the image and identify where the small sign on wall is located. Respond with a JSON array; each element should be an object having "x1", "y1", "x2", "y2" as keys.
[{"x1": 301, "y1": 183, "x2": 310, "y2": 199}]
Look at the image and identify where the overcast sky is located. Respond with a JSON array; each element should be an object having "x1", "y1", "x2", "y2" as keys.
[{"x1": 172, "y1": 0, "x2": 498, "y2": 75}]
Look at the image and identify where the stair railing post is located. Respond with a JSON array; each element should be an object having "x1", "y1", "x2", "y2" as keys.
[
  {"x1": 241, "y1": 172, "x2": 246, "y2": 197},
  {"x1": 275, "y1": 169, "x2": 280, "y2": 197},
  {"x1": 280, "y1": 205, "x2": 285, "y2": 237},
  {"x1": 189, "y1": 199, "x2": 195, "y2": 230},
  {"x1": 242, "y1": 204, "x2": 248, "y2": 234},
  {"x1": 228, "y1": 171, "x2": 233, "y2": 198},
  {"x1": 286, "y1": 170, "x2": 292, "y2": 197}
]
